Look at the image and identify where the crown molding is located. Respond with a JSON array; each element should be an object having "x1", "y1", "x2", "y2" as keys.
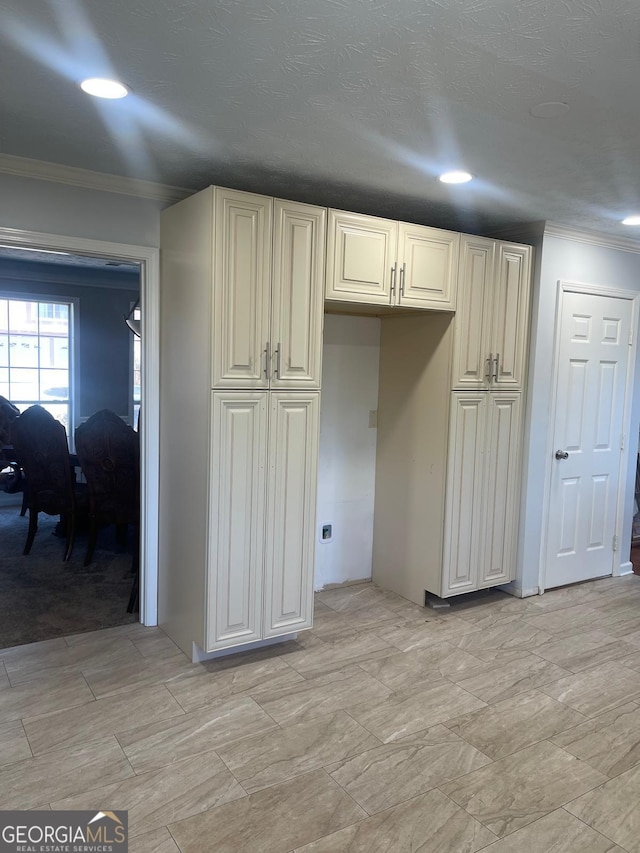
[
  {"x1": 0, "y1": 153, "x2": 192, "y2": 204},
  {"x1": 544, "y1": 222, "x2": 640, "y2": 254}
]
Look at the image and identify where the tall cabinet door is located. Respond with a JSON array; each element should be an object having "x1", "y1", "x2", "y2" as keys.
[
  {"x1": 207, "y1": 392, "x2": 268, "y2": 651},
  {"x1": 263, "y1": 392, "x2": 320, "y2": 638},
  {"x1": 271, "y1": 201, "x2": 326, "y2": 389},
  {"x1": 491, "y1": 244, "x2": 531, "y2": 390},
  {"x1": 479, "y1": 393, "x2": 522, "y2": 588},
  {"x1": 442, "y1": 393, "x2": 486, "y2": 597},
  {"x1": 397, "y1": 224, "x2": 459, "y2": 310},
  {"x1": 325, "y1": 210, "x2": 396, "y2": 305},
  {"x1": 452, "y1": 236, "x2": 495, "y2": 388},
  {"x1": 212, "y1": 188, "x2": 272, "y2": 388}
]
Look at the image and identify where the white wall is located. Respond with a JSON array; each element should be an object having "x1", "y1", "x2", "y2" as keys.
[
  {"x1": 315, "y1": 314, "x2": 380, "y2": 589},
  {"x1": 518, "y1": 234, "x2": 640, "y2": 595},
  {"x1": 0, "y1": 173, "x2": 164, "y2": 246}
]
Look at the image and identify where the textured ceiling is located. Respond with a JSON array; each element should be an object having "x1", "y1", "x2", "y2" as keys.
[{"x1": 1, "y1": 0, "x2": 640, "y2": 236}]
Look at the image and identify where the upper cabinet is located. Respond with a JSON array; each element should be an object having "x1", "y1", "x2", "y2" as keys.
[
  {"x1": 452, "y1": 236, "x2": 531, "y2": 390},
  {"x1": 212, "y1": 188, "x2": 326, "y2": 390},
  {"x1": 325, "y1": 210, "x2": 459, "y2": 311}
]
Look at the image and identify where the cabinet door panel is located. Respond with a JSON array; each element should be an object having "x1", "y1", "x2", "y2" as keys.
[
  {"x1": 452, "y1": 236, "x2": 495, "y2": 388},
  {"x1": 491, "y1": 244, "x2": 531, "y2": 389},
  {"x1": 263, "y1": 393, "x2": 319, "y2": 637},
  {"x1": 480, "y1": 393, "x2": 521, "y2": 588},
  {"x1": 325, "y1": 210, "x2": 396, "y2": 305},
  {"x1": 213, "y1": 189, "x2": 272, "y2": 388},
  {"x1": 398, "y1": 224, "x2": 459, "y2": 310},
  {"x1": 207, "y1": 392, "x2": 267, "y2": 650},
  {"x1": 442, "y1": 393, "x2": 486, "y2": 596},
  {"x1": 271, "y1": 201, "x2": 325, "y2": 389}
]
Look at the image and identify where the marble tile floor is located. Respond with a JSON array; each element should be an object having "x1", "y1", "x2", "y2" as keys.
[{"x1": 1, "y1": 575, "x2": 640, "y2": 852}]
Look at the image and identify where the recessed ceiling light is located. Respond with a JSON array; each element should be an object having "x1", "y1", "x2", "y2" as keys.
[
  {"x1": 622, "y1": 215, "x2": 640, "y2": 225},
  {"x1": 80, "y1": 78, "x2": 129, "y2": 99},
  {"x1": 439, "y1": 171, "x2": 473, "y2": 184},
  {"x1": 529, "y1": 101, "x2": 570, "y2": 118}
]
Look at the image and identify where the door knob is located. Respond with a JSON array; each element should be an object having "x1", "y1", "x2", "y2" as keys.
[{"x1": 555, "y1": 449, "x2": 569, "y2": 460}]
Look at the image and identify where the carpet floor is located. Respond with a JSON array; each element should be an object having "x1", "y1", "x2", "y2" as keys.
[{"x1": 0, "y1": 504, "x2": 138, "y2": 649}]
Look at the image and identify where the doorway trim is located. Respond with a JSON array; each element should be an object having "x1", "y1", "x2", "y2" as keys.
[
  {"x1": 539, "y1": 279, "x2": 639, "y2": 593},
  {"x1": 0, "y1": 225, "x2": 159, "y2": 625}
]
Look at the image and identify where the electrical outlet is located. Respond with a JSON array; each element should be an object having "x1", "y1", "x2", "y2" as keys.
[{"x1": 319, "y1": 522, "x2": 333, "y2": 543}]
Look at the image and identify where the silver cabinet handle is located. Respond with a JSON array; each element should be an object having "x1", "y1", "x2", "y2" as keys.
[
  {"x1": 493, "y1": 353, "x2": 500, "y2": 381},
  {"x1": 264, "y1": 342, "x2": 271, "y2": 380},
  {"x1": 485, "y1": 353, "x2": 493, "y2": 382},
  {"x1": 275, "y1": 343, "x2": 281, "y2": 380},
  {"x1": 399, "y1": 262, "x2": 406, "y2": 296},
  {"x1": 555, "y1": 449, "x2": 569, "y2": 460},
  {"x1": 390, "y1": 263, "x2": 397, "y2": 304}
]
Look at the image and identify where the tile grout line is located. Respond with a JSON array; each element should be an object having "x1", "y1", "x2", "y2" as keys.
[{"x1": 559, "y1": 805, "x2": 627, "y2": 852}]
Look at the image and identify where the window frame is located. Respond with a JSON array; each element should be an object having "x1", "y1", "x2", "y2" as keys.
[
  {"x1": 128, "y1": 300, "x2": 141, "y2": 429},
  {"x1": 0, "y1": 290, "x2": 79, "y2": 439}
]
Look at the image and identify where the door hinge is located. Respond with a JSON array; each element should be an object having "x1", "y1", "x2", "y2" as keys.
[{"x1": 612, "y1": 534, "x2": 619, "y2": 552}]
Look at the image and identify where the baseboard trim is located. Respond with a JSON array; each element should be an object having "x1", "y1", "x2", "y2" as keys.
[
  {"x1": 498, "y1": 581, "x2": 540, "y2": 599},
  {"x1": 615, "y1": 561, "x2": 634, "y2": 577}
]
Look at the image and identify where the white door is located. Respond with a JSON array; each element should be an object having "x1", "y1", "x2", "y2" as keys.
[{"x1": 545, "y1": 291, "x2": 633, "y2": 588}]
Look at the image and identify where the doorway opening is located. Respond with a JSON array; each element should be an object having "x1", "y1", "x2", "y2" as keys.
[{"x1": 0, "y1": 226, "x2": 159, "y2": 648}]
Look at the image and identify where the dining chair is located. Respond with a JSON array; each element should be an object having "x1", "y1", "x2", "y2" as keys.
[
  {"x1": 75, "y1": 410, "x2": 140, "y2": 609},
  {"x1": 10, "y1": 405, "x2": 86, "y2": 561},
  {"x1": 0, "y1": 395, "x2": 20, "y2": 446}
]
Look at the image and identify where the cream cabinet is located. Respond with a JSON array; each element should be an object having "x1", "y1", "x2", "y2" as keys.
[
  {"x1": 159, "y1": 186, "x2": 323, "y2": 659},
  {"x1": 207, "y1": 391, "x2": 319, "y2": 652},
  {"x1": 325, "y1": 209, "x2": 459, "y2": 311},
  {"x1": 213, "y1": 189, "x2": 326, "y2": 390},
  {"x1": 441, "y1": 392, "x2": 522, "y2": 597},
  {"x1": 452, "y1": 236, "x2": 531, "y2": 390},
  {"x1": 263, "y1": 393, "x2": 319, "y2": 639},
  {"x1": 372, "y1": 234, "x2": 532, "y2": 607},
  {"x1": 208, "y1": 393, "x2": 267, "y2": 648}
]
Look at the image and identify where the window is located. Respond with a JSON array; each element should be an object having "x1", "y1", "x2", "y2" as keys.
[{"x1": 0, "y1": 297, "x2": 73, "y2": 431}]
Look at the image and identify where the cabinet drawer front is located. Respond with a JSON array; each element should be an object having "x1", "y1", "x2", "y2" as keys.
[
  {"x1": 213, "y1": 189, "x2": 272, "y2": 388},
  {"x1": 326, "y1": 210, "x2": 396, "y2": 305},
  {"x1": 398, "y1": 225, "x2": 459, "y2": 310},
  {"x1": 271, "y1": 201, "x2": 325, "y2": 389},
  {"x1": 479, "y1": 393, "x2": 521, "y2": 587},
  {"x1": 207, "y1": 392, "x2": 267, "y2": 649},
  {"x1": 442, "y1": 393, "x2": 486, "y2": 596},
  {"x1": 452, "y1": 236, "x2": 495, "y2": 388},
  {"x1": 263, "y1": 393, "x2": 319, "y2": 637},
  {"x1": 491, "y1": 244, "x2": 531, "y2": 389}
]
